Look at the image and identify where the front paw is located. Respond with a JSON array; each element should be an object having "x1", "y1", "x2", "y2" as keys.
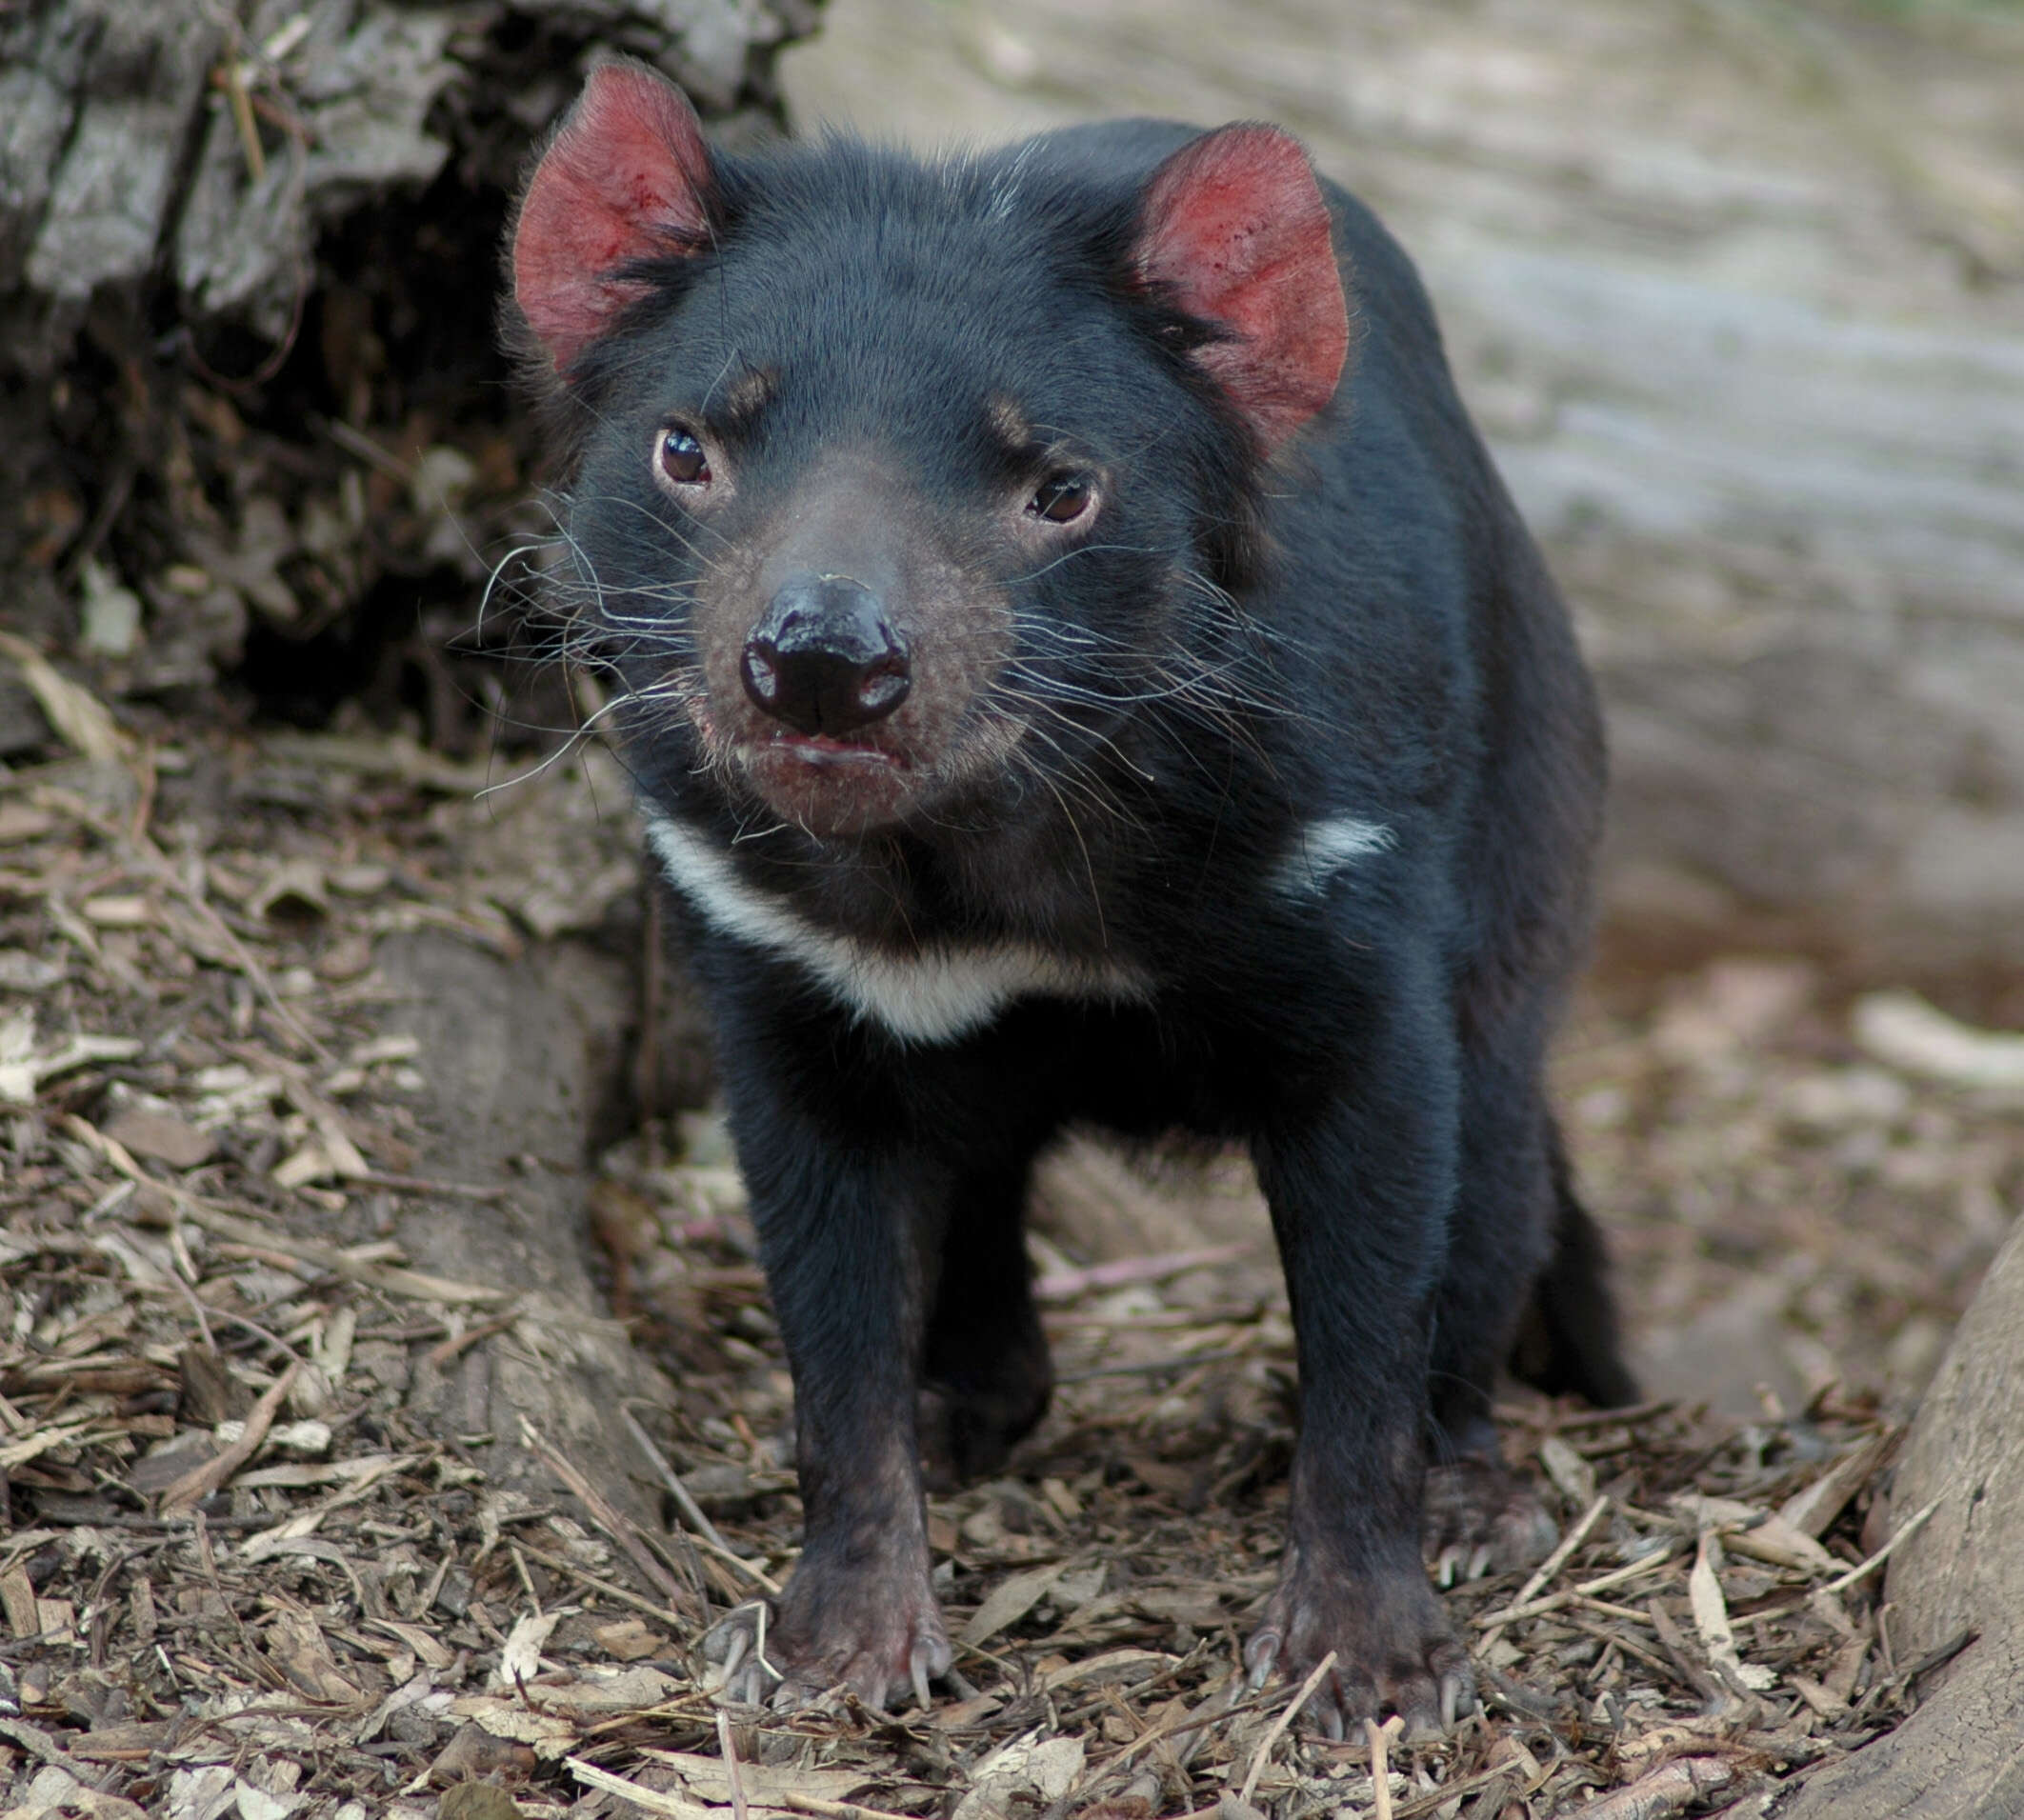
[
  {"x1": 705, "y1": 1556, "x2": 952, "y2": 1712},
  {"x1": 1244, "y1": 1538, "x2": 1474, "y2": 1740}
]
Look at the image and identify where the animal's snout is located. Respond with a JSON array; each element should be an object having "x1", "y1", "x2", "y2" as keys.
[{"x1": 740, "y1": 575, "x2": 912, "y2": 738}]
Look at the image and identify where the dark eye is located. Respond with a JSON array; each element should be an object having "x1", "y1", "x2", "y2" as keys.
[
  {"x1": 1029, "y1": 473, "x2": 1093, "y2": 524},
  {"x1": 658, "y1": 427, "x2": 711, "y2": 487}
]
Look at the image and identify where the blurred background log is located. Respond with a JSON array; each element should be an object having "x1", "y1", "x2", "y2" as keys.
[{"x1": 778, "y1": 0, "x2": 2024, "y2": 983}]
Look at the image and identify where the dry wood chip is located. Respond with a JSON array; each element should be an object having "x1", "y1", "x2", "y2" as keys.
[
  {"x1": 80, "y1": 892, "x2": 152, "y2": 927},
  {"x1": 371, "y1": 1618, "x2": 456, "y2": 1671},
  {"x1": 1854, "y1": 990, "x2": 2024, "y2": 1090},
  {"x1": 1565, "y1": 1754, "x2": 1737, "y2": 1819},
  {"x1": 1688, "y1": 1530, "x2": 1777, "y2": 1691},
  {"x1": 1674, "y1": 1494, "x2": 1839, "y2": 1574},
  {"x1": 448, "y1": 1697, "x2": 579, "y2": 1754},
  {"x1": 158, "y1": 1357, "x2": 299, "y2": 1512},
  {"x1": 565, "y1": 1760, "x2": 720, "y2": 1819},
  {"x1": 0, "y1": 803, "x2": 57, "y2": 844},
  {"x1": 644, "y1": 1749, "x2": 879, "y2": 1807},
  {"x1": 437, "y1": 1784, "x2": 524, "y2": 1820},
  {"x1": 1039, "y1": 1648, "x2": 1173, "y2": 1692},
  {"x1": 103, "y1": 1106, "x2": 216, "y2": 1170},
  {"x1": 1776, "y1": 1434, "x2": 1894, "y2": 1539},
  {"x1": 1538, "y1": 1432, "x2": 1598, "y2": 1507},
  {"x1": 249, "y1": 858, "x2": 330, "y2": 923},
  {"x1": 1034, "y1": 1244, "x2": 1252, "y2": 1302},
  {"x1": 1, "y1": 1563, "x2": 39, "y2": 1638},
  {"x1": 0, "y1": 1417, "x2": 111, "y2": 1471},
  {"x1": 0, "y1": 1022, "x2": 145, "y2": 1103},
  {"x1": 961, "y1": 1558, "x2": 1074, "y2": 1647},
  {"x1": 494, "y1": 1610, "x2": 562, "y2": 1688},
  {"x1": 0, "y1": 630, "x2": 131, "y2": 763},
  {"x1": 267, "y1": 1609, "x2": 364, "y2": 1703},
  {"x1": 591, "y1": 1615, "x2": 665, "y2": 1661},
  {"x1": 518, "y1": 1415, "x2": 695, "y2": 1610},
  {"x1": 952, "y1": 1730, "x2": 1086, "y2": 1820}
]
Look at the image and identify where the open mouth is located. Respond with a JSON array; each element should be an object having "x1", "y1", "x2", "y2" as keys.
[
  {"x1": 759, "y1": 730, "x2": 909, "y2": 769},
  {"x1": 734, "y1": 730, "x2": 917, "y2": 834}
]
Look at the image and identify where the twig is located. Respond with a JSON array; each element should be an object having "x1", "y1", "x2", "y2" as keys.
[
  {"x1": 1477, "y1": 1493, "x2": 1611, "y2": 1647},
  {"x1": 424, "y1": 1311, "x2": 521, "y2": 1369},
  {"x1": 511, "y1": 1540, "x2": 689, "y2": 1630},
  {"x1": 518, "y1": 1416, "x2": 693, "y2": 1612},
  {"x1": 778, "y1": 1796, "x2": 938, "y2": 1820},
  {"x1": 566, "y1": 1759, "x2": 711, "y2": 1819},
  {"x1": 351, "y1": 1171, "x2": 508, "y2": 1202},
  {"x1": 1113, "y1": 1672, "x2": 1257, "y2": 1768},
  {"x1": 716, "y1": 1709, "x2": 749, "y2": 1820},
  {"x1": 1819, "y1": 1492, "x2": 1942, "y2": 1595},
  {"x1": 566, "y1": 1758, "x2": 925, "y2": 1820},
  {"x1": 35, "y1": 782, "x2": 331, "y2": 1060},
  {"x1": 159, "y1": 1359, "x2": 300, "y2": 1513},
  {"x1": 1367, "y1": 1713, "x2": 1402, "y2": 1820},
  {"x1": 62, "y1": 1113, "x2": 508, "y2": 1305},
  {"x1": 1237, "y1": 1649, "x2": 1334, "y2": 1808},
  {"x1": 1475, "y1": 1544, "x2": 1677, "y2": 1628},
  {"x1": 620, "y1": 1404, "x2": 734, "y2": 1554}
]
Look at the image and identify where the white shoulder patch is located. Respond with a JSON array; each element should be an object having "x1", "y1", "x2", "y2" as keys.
[
  {"x1": 642, "y1": 811, "x2": 1152, "y2": 1047},
  {"x1": 1273, "y1": 815, "x2": 1395, "y2": 897}
]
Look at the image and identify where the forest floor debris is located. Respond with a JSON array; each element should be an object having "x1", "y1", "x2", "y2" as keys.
[{"x1": 1, "y1": 686, "x2": 2020, "y2": 1817}]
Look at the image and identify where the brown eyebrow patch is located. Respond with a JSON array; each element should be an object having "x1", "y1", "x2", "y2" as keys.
[
  {"x1": 716, "y1": 365, "x2": 779, "y2": 430},
  {"x1": 983, "y1": 393, "x2": 1032, "y2": 455}
]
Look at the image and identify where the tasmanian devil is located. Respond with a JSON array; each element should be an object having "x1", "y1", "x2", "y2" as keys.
[{"x1": 504, "y1": 61, "x2": 1638, "y2": 1733}]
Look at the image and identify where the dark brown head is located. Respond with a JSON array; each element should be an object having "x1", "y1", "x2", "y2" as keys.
[{"x1": 508, "y1": 64, "x2": 1350, "y2": 841}]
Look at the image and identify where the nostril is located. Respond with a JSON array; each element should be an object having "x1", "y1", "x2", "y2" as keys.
[
  {"x1": 855, "y1": 654, "x2": 910, "y2": 718},
  {"x1": 741, "y1": 643, "x2": 781, "y2": 708}
]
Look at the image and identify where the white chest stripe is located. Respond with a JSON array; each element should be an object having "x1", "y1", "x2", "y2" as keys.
[
  {"x1": 643, "y1": 812, "x2": 1153, "y2": 1047},
  {"x1": 1274, "y1": 815, "x2": 1394, "y2": 896}
]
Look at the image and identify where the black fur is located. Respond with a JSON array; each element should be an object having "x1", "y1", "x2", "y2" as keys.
[{"x1": 511, "y1": 102, "x2": 1635, "y2": 1729}]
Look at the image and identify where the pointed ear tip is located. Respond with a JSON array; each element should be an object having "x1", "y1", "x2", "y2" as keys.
[
  {"x1": 1196, "y1": 121, "x2": 1316, "y2": 168},
  {"x1": 571, "y1": 60, "x2": 704, "y2": 142}
]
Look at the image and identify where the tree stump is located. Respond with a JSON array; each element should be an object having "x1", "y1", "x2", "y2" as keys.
[{"x1": 0, "y1": 0, "x2": 813, "y2": 712}]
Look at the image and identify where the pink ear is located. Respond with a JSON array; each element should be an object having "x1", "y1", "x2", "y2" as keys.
[
  {"x1": 511, "y1": 63, "x2": 714, "y2": 377},
  {"x1": 1134, "y1": 126, "x2": 1350, "y2": 452}
]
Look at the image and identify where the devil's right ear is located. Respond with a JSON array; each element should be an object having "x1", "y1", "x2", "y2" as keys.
[{"x1": 510, "y1": 61, "x2": 716, "y2": 380}]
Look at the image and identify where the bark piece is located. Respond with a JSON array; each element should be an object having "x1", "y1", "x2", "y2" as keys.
[{"x1": 1778, "y1": 1219, "x2": 2024, "y2": 1818}]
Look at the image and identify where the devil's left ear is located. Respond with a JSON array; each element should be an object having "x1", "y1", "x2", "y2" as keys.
[
  {"x1": 1132, "y1": 125, "x2": 1350, "y2": 453},
  {"x1": 511, "y1": 60, "x2": 716, "y2": 380}
]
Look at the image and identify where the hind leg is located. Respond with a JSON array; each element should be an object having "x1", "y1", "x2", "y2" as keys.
[
  {"x1": 919, "y1": 1161, "x2": 1053, "y2": 1487},
  {"x1": 1423, "y1": 1049, "x2": 1564, "y2": 1582},
  {"x1": 1514, "y1": 1123, "x2": 1640, "y2": 1408}
]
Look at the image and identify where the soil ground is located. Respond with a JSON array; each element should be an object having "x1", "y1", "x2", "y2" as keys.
[{"x1": 1, "y1": 710, "x2": 2018, "y2": 1818}]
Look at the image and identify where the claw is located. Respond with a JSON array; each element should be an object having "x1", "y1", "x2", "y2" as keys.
[
  {"x1": 909, "y1": 1639, "x2": 934, "y2": 1713},
  {"x1": 1244, "y1": 1629, "x2": 1282, "y2": 1690},
  {"x1": 1465, "y1": 1543, "x2": 1493, "y2": 1582},
  {"x1": 1439, "y1": 1670, "x2": 1468, "y2": 1730}
]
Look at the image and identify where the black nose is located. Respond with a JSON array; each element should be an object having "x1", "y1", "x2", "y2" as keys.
[{"x1": 740, "y1": 575, "x2": 912, "y2": 737}]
